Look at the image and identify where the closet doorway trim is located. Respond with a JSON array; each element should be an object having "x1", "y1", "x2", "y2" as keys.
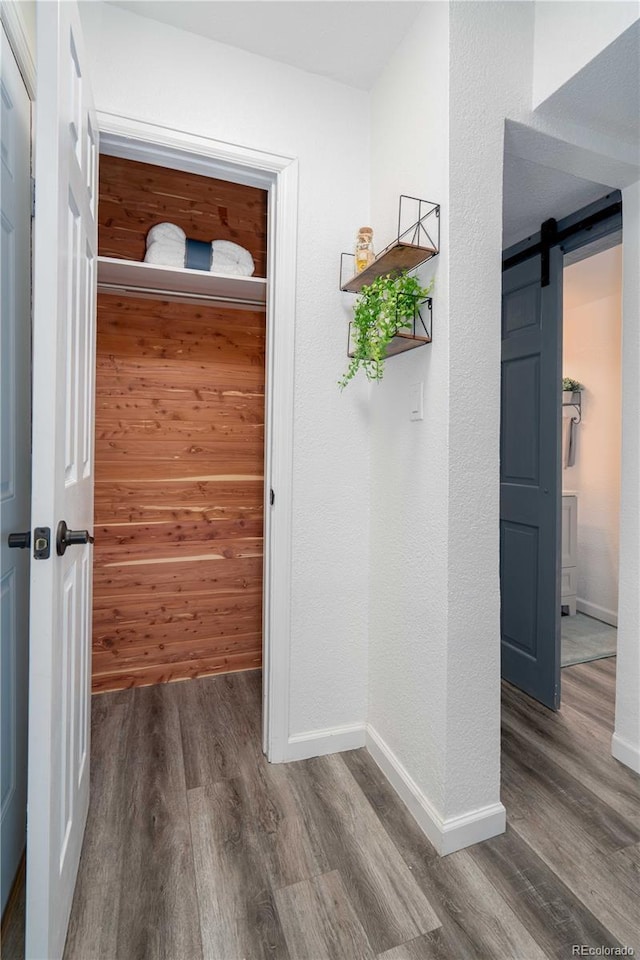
[{"x1": 97, "y1": 111, "x2": 298, "y2": 764}]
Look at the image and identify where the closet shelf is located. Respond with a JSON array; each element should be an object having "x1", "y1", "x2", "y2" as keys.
[{"x1": 97, "y1": 257, "x2": 267, "y2": 310}]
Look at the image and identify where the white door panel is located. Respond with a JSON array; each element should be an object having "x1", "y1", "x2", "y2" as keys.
[
  {"x1": 27, "y1": 4, "x2": 97, "y2": 957},
  {"x1": 0, "y1": 24, "x2": 31, "y2": 916}
]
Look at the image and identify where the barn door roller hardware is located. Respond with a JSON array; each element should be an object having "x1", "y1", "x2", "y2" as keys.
[
  {"x1": 540, "y1": 218, "x2": 557, "y2": 288},
  {"x1": 503, "y1": 196, "x2": 622, "y2": 275}
]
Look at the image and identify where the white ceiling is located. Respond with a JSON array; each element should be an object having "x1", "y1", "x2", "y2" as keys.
[
  {"x1": 539, "y1": 20, "x2": 640, "y2": 148},
  {"x1": 502, "y1": 154, "x2": 612, "y2": 249},
  {"x1": 107, "y1": 1, "x2": 425, "y2": 89}
]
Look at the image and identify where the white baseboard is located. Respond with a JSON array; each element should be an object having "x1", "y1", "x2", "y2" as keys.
[
  {"x1": 366, "y1": 724, "x2": 506, "y2": 856},
  {"x1": 612, "y1": 732, "x2": 640, "y2": 774},
  {"x1": 284, "y1": 722, "x2": 366, "y2": 762},
  {"x1": 282, "y1": 721, "x2": 506, "y2": 856},
  {"x1": 577, "y1": 598, "x2": 618, "y2": 627}
]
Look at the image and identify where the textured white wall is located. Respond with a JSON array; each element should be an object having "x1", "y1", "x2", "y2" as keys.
[
  {"x1": 615, "y1": 179, "x2": 640, "y2": 773},
  {"x1": 532, "y1": 1, "x2": 640, "y2": 107},
  {"x1": 79, "y1": 1, "x2": 372, "y2": 738},
  {"x1": 563, "y1": 247, "x2": 622, "y2": 625},
  {"x1": 368, "y1": 0, "x2": 450, "y2": 814},
  {"x1": 445, "y1": 0, "x2": 534, "y2": 819},
  {"x1": 368, "y1": 0, "x2": 534, "y2": 830}
]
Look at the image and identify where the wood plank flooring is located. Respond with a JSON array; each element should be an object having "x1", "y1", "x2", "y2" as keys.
[{"x1": 63, "y1": 659, "x2": 640, "y2": 960}]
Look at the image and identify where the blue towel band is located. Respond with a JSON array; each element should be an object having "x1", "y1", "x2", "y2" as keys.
[{"x1": 185, "y1": 238, "x2": 212, "y2": 271}]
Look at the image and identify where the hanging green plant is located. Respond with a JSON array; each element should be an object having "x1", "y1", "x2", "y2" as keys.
[
  {"x1": 562, "y1": 377, "x2": 583, "y2": 392},
  {"x1": 339, "y1": 271, "x2": 434, "y2": 389}
]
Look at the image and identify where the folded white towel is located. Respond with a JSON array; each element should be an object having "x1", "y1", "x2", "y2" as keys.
[
  {"x1": 144, "y1": 222, "x2": 255, "y2": 276},
  {"x1": 145, "y1": 222, "x2": 185, "y2": 268},
  {"x1": 211, "y1": 239, "x2": 255, "y2": 277}
]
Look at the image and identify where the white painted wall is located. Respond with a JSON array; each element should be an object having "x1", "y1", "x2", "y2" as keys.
[
  {"x1": 532, "y1": 1, "x2": 640, "y2": 107},
  {"x1": 367, "y1": 1, "x2": 534, "y2": 849},
  {"x1": 368, "y1": 0, "x2": 450, "y2": 818},
  {"x1": 563, "y1": 246, "x2": 622, "y2": 625},
  {"x1": 614, "y1": 179, "x2": 640, "y2": 774},
  {"x1": 445, "y1": 0, "x2": 535, "y2": 821},
  {"x1": 78, "y1": 1, "x2": 372, "y2": 742}
]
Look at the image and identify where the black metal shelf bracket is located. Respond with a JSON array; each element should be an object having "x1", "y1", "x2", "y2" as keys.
[
  {"x1": 339, "y1": 195, "x2": 440, "y2": 291},
  {"x1": 396, "y1": 195, "x2": 440, "y2": 253},
  {"x1": 415, "y1": 296, "x2": 433, "y2": 340}
]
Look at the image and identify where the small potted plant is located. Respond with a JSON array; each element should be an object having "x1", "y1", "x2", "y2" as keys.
[
  {"x1": 563, "y1": 377, "x2": 582, "y2": 402},
  {"x1": 339, "y1": 271, "x2": 434, "y2": 388}
]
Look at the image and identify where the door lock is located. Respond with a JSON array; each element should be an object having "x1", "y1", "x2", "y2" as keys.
[
  {"x1": 8, "y1": 528, "x2": 51, "y2": 558},
  {"x1": 56, "y1": 520, "x2": 94, "y2": 556},
  {"x1": 33, "y1": 527, "x2": 51, "y2": 559},
  {"x1": 8, "y1": 531, "x2": 31, "y2": 549}
]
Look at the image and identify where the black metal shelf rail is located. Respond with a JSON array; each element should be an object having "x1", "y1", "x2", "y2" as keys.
[
  {"x1": 339, "y1": 195, "x2": 440, "y2": 290},
  {"x1": 347, "y1": 296, "x2": 433, "y2": 356},
  {"x1": 394, "y1": 194, "x2": 440, "y2": 253}
]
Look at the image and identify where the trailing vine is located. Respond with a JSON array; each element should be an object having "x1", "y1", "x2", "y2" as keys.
[{"x1": 339, "y1": 271, "x2": 434, "y2": 388}]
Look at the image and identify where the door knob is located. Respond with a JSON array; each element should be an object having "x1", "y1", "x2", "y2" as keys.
[
  {"x1": 56, "y1": 520, "x2": 95, "y2": 556},
  {"x1": 8, "y1": 531, "x2": 31, "y2": 549}
]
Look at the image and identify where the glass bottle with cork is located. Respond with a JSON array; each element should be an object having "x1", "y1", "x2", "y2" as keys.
[{"x1": 355, "y1": 227, "x2": 375, "y2": 273}]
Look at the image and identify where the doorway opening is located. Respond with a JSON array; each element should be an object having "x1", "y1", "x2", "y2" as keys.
[
  {"x1": 92, "y1": 151, "x2": 268, "y2": 698},
  {"x1": 499, "y1": 191, "x2": 638, "y2": 925},
  {"x1": 560, "y1": 239, "x2": 622, "y2": 669},
  {"x1": 87, "y1": 115, "x2": 299, "y2": 772},
  {"x1": 500, "y1": 186, "x2": 623, "y2": 710}
]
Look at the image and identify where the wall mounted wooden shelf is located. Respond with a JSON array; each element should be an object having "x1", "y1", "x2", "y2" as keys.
[
  {"x1": 340, "y1": 195, "x2": 439, "y2": 293},
  {"x1": 348, "y1": 325, "x2": 432, "y2": 359},
  {"x1": 97, "y1": 256, "x2": 267, "y2": 310},
  {"x1": 340, "y1": 196, "x2": 438, "y2": 366},
  {"x1": 341, "y1": 240, "x2": 437, "y2": 293},
  {"x1": 347, "y1": 296, "x2": 433, "y2": 360}
]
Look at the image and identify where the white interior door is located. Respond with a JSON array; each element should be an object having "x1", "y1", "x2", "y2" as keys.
[
  {"x1": 1, "y1": 24, "x2": 32, "y2": 916},
  {"x1": 26, "y1": 3, "x2": 97, "y2": 957}
]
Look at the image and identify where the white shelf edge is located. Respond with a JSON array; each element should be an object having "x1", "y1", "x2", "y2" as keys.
[{"x1": 97, "y1": 256, "x2": 267, "y2": 309}]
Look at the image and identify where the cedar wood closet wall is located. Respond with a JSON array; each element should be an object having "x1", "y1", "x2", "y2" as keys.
[{"x1": 92, "y1": 156, "x2": 268, "y2": 692}]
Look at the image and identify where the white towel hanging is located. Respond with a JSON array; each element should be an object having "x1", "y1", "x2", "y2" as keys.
[{"x1": 562, "y1": 415, "x2": 577, "y2": 468}]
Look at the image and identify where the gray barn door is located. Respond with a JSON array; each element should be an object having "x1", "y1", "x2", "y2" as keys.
[{"x1": 500, "y1": 248, "x2": 562, "y2": 709}]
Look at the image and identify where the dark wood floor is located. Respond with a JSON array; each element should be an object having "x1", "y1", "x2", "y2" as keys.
[
  {"x1": 1, "y1": 856, "x2": 25, "y2": 960},
  {"x1": 58, "y1": 658, "x2": 640, "y2": 959}
]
